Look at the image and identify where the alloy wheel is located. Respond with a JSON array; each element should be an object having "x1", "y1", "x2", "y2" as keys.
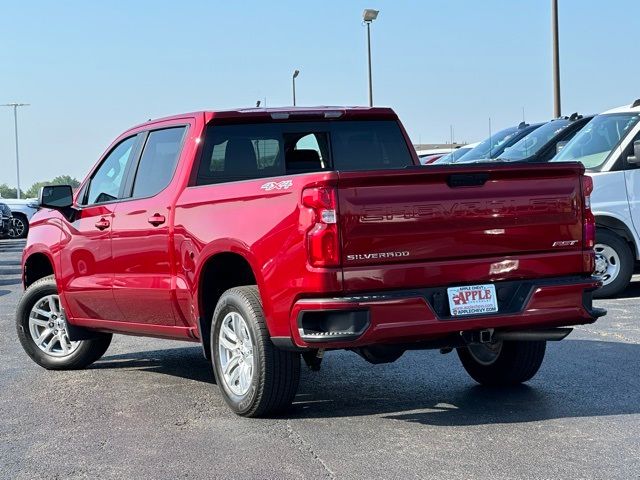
[
  {"x1": 218, "y1": 311, "x2": 254, "y2": 396},
  {"x1": 8, "y1": 217, "x2": 26, "y2": 238},
  {"x1": 28, "y1": 294, "x2": 79, "y2": 357}
]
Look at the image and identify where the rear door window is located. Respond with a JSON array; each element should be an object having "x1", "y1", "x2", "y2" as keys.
[{"x1": 131, "y1": 126, "x2": 186, "y2": 198}]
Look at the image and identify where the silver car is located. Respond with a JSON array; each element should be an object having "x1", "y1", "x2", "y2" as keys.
[{"x1": 0, "y1": 197, "x2": 38, "y2": 238}]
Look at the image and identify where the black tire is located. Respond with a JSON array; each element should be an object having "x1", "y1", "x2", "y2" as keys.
[
  {"x1": 16, "y1": 275, "x2": 112, "y2": 370},
  {"x1": 457, "y1": 341, "x2": 546, "y2": 386},
  {"x1": 593, "y1": 228, "x2": 633, "y2": 298},
  {"x1": 9, "y1": 213, "x2": 29, "y2": 239},
  {"x1": 211, "y1": 286, "x2": 300, "y2": 417}
]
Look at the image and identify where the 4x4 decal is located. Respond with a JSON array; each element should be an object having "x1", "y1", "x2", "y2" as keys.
[{"x1": 260, "y1": 180, "x2": 293, "y2": 191}]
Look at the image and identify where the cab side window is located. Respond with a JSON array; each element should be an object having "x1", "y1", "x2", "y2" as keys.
[
  {"x1": 84, "y1": 136, "x2": 138, "y2": 205},
  {"x1": 131, "y1": 127, "x2": 186, "y2": 198}
]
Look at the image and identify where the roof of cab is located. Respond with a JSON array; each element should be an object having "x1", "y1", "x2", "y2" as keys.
[
  {"x1": 602, "y1": 99, "x2": 640, "y2": 115},
  {"x1": 136, "y1": 106, "x2": 397, "y2": 130},
  {"x1": 208, "y1": 106, "x2": 397, "y2": 123}
]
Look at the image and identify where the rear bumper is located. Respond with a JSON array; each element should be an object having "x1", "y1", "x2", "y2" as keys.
[{"x1": 283, "y1": 276, "x2": 605, "y2": 349}]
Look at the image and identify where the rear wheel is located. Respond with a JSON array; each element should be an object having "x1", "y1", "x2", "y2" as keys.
[
  {"x1": 457, "y1": 340, "x2": 546, "y2": 386},
  {"x1": 593, "y1": 229, "x2": 633, "y2": 298},
  {"x1": 211, "y1": 286, "x2": 300, "y2": 417},
  {"x1": 16, "y1": 275, "x2": 112, "y2": 369}
]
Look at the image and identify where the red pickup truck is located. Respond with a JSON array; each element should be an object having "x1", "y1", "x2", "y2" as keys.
[{"x1": 16, "y1": 107, "x2": 604, "y2": 417}]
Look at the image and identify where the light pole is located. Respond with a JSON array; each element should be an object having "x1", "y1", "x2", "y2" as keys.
[
  {"x1": 363, "y1": 9, "x2": 379, "y2": 107},
  {"x1": 551, "y1": 0, "x2": 561, "y2": 117},
  {"x1": 1, "y1": 103, "x2": 29, "y2": 199},
  {"x1": 292, "y1": 70, "x2": 299, "y2": 106}
]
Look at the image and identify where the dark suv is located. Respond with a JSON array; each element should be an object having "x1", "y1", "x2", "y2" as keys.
[
  {"x1": 455, "y1": 122, "x2": 544, "y2": 163},
  {"x1": 0, "y1": 203, "x2": 12, "y2": 238}
]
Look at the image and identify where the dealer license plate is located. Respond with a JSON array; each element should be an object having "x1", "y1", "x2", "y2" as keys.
[{"x1": 447, "y1": 284, "x2": 498, "y2": 317}]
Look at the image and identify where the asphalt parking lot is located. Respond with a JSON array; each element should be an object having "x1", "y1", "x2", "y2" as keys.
[{"x1": 1, "y1": 239, "x2": 639, "y2": 479}]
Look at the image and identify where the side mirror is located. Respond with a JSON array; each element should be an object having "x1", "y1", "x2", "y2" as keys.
[
  {"x1": 39, "y1": 185, "x2": 73, "y2": 209},
  {"x1": 555, "y1": 140, "x2": 568, "y2": 154},
  {"x1": 628, "y1": 140, "x2": 640, "y2": 165}
]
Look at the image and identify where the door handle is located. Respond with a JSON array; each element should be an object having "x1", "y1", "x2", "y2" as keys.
[
  {"x1": 148, "y1": 213, "x2": 166, "y2": 226},
  {"x1": 94, "y1": 218, "x2": 110, "y2": 230}
]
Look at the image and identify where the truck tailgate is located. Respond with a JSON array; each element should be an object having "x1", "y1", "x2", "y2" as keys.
[{"x1": 337, "y1": 163, "x2": 587, "y2": 290}]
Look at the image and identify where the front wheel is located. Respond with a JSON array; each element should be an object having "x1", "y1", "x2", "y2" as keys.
[
  {"x1": 16, "y1": 275, "x2": 112, "y2": 369},
  {"x1": 211, "y1": 286, "x2": 300, "y2": 417},
  {"x1": 457, "y1": 340, "x2": 546, "y2": 386}
]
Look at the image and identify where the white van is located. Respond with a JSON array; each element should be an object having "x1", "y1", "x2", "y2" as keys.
[{"x1": 553, "y1": 100, "x2": 640, "y2": 297}]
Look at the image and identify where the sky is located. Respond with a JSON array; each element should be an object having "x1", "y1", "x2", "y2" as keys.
[{"x1": 1, "y1": 0, "x2": 639, "y2": 191}]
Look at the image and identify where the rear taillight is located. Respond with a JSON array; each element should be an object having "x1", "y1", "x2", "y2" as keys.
[
  {"x1": 302, "y1": 187, "x2": 340, "y2": 267},
  {"x1": 582, "y1": 175, "x2": 596, "y2": 273},
  {"x1": 582, "y1": 175, "x2": 595, "y2": 249}
]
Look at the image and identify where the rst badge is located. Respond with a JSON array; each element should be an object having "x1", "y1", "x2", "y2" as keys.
[
  {"x1": 447, "y1": 284, "x2": 498, "y2": 317},
  {"x1": 552, "y1": 240, "x2": 579, "y2": 247}
]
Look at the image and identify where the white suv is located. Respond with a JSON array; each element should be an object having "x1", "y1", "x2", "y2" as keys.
[{"x1": 553, "y1": 100, "x2": 640, "y2": 297}]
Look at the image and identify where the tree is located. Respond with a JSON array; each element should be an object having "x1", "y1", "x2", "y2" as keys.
[
  {"x1": 23, "y1": 182, "x2": 48, "y2": 199},
  {"x1": 51, "y1": 175, "x2": 81, "y2": 189},
  {"x1": 0, "y1": 183, "x2": 25, "y2": 199},
  {"x1": 24, "y1": 175, "x2": 81, "y2": 198}
]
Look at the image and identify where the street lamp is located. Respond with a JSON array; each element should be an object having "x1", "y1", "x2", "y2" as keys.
[
  {"x1": 551, "y1": 0, "x2": 561, "y2": 117},
  {"x1": 362, "y1": 8, "x2": 379, "y2": 107},
  {"x1": 1, "y1": 103, "x2": 29, "y2": 199},
  {"x1": 292, "y1": 70, "x2": 300, "y2": 106}
]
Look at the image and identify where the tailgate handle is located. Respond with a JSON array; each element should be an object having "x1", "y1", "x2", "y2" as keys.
[{"x1": 447, "y1": 173, "x2": 489, "y2": 188}]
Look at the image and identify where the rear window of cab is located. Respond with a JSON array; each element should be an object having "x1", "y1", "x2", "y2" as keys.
[{"x1": 195, "y1": 120, "x2": 414, "y2": 185}]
